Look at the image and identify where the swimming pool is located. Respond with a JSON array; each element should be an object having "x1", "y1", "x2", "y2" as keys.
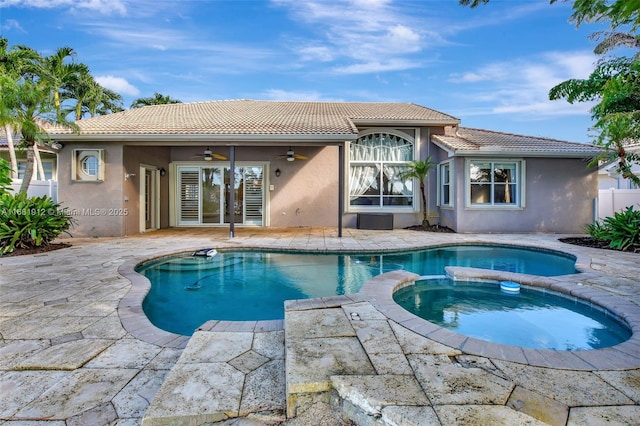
[
  {"x1": 392, "y1": 278, "x2": 631, "y2": 350},
  {"x1": 136, "y1": 244, "x2": 577, "y2": 335}
]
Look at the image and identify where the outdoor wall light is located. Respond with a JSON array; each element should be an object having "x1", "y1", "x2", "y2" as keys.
[
  {"x1": 275, "y1": 168, "x2": 281, "y2": 177},
  {"x1": 160, "y1": 168, "x2": 166, "y2": 176}
]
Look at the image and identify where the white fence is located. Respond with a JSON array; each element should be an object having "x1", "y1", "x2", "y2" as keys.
[
  {"x1": 9, "y1": 180, "x2": 58, "y2": 203},
  {"x1": 597, "y1": 188, "x2": 640, "y2": 220}
]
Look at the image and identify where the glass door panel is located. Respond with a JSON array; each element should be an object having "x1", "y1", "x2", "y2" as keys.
[
  {"x1": 202, "y1": 168, "x2": 222, "y2": 224},
  {"x1": 177, "y1": 165, "x2": 264, "y2": 226},
  {"x1": 224, "y1": 167, "x2": 244, "y2": 224},
  {"x1": 145, "y1": 170, "x2": 152, "y2": 229}
]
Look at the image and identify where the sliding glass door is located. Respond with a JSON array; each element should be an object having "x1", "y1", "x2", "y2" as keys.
[
  {"x1": 202, "y1": 167, "x2": 223, "y2": 223},
  {"x1": 178, "y1": 165, "x2": 264, "y2": 226}
]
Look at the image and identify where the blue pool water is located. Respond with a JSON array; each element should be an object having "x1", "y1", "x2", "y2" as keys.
[
  {"x1": 137, "y1": 245, "x2": 577, "y2": 335},
  {"x1": 393, "y1": 279, "x2": 631, "y2": 350}
]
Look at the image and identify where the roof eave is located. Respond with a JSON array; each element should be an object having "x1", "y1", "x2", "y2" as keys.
[
  {"x1": 351, "y1": 119, "x2": 460, "y2": 127},
  {"x1": 49, "y1": 133, "x2": 359, "y2": 144},
  {"x1": 0, "y1": 145, "x2": 59, "y2": 154},
  {"x1": 451, "y1": 150, "x2": 601, "y2": 158},
  {"x1": 430, "y1": 139, "x2": 456, "y2": 157}
]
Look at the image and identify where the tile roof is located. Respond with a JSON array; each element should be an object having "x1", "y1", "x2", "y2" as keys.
[
  {"x1": 432, "y1": 127, "x2": 603, "y2": 157},
  {"x1": 49, "y1": 100, "x2": 460, "y2": 137}
]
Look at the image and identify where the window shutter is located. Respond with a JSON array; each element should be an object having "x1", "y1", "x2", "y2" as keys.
[{"x1": 179, "y1": 169, "x2": 200, "y2": 223}]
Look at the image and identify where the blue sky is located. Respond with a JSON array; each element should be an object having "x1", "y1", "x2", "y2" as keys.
[{"x1": 0, "y1": 0, "x2": 607, "y2": 142}]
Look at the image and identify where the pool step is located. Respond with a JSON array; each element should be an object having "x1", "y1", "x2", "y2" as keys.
[
  {"x1": 284, "y1": 297, "x2": 376, "y2": 418},
  {"x1": 284, "y1": 295, "x2": 444, "y2": 425},
  {"x1": 283, "y1": 295, "x2": 552, "y2": 426},
  {"x1": 141, "y1": 324, "x2": 285, "y2": 426}
]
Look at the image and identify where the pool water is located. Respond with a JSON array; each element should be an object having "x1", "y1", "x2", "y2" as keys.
[
  {"x1": 393, "y1": 279, "x2": 631, "y2": 350},
  {"x1": 137, "y1": 245, "x2": 577, "y2": 335}
]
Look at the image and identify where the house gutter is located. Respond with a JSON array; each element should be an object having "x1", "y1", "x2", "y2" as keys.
[
  {"x1": 350, "y1": 119, "x2": 460, "y2": 127},
  {"x1": 450, "y1": 150, "x2": 603, "y2": 158},
  {"x1": 48, "y1": 133, "x2": 359, "y2": 144}
]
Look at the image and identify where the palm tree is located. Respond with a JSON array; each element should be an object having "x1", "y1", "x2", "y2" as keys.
[
  {"x1": 35, "y1": 46, "x2": 86, "y2": 120},
  {"x1": 84, "y1": 86, "x2": 123, "y2": 118},
  {"x1": 4, "y1": 76, "x2": 77, "y2": 193},
  {"x1": 0, "y1": 37, "x2": 39, "y2": 179},
  {"x1": 0, "y1": 158, "x2": 12, "y2": 195},
  {"x1": 60, "y1": 62, "x2": 92, "y2": 120},
  {"x1": 0, "y1": 76, "x2": 19, "y2": 180},
  {"x1": 398, "y1": 157, "x2": 435, "y2": 227},
  {"x1": 5, "y1": 44, "x2": 81, "y2": 186},
  {"x1": 2, "y1": 39, "x2": 124, "y2": 191},
  {"x1": 130, "y1": 92, "x2": 182, "y2": 108},
  {"x1": 62, "y1": 66, "x2": 123, "y2": 120}
]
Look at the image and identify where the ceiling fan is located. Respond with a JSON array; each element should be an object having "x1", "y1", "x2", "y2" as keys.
[
  {"x1": 277, "y1": 147, "x2": 308, "y2": 162},
  {"x1": 193, "y1": 147, "x2": 227, "y2": 161}
]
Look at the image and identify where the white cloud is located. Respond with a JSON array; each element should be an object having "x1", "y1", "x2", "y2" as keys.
[
  {"x1": 443, "y1": 2, "x2": 552, "y2": 36},
  {"x1": 388, "y1": 24, "x2": 421, "y2": 45},
  {"x1": 79, "y1": 22, "x2": 275, "y2": 73},
  {"x1": 297, "y1": 45, "x2": 334, "y2": 62},
  {"x1": 333, "y1": 58, "x2": 421, "y2": 75},
  {"x1": 545, "y1": 51, "x2": 595, "y2": 79},
  {"x1": 78, "y1": 23, "x2": 186, "y2": 50},
  {"x1": 95, "y1": 75, "x2": 139, "y2": 96},
  {"x1": 0, "y1": 0, "x2": 127, "y2": 15},
  {"x1": 260, "y1": 89, "x2": 344, "y2": 102},
  {"x1": 274, "y1": 0, "x2": 428, "y2": 74},
  {"x1": 1, "y1": 18, "x2": 25, "y2": 33},
  {"x1": 448, "y1": 50, "x2": 597, "y2": 118},
  {"x1": 449, "y1": 63, "x2": 510, "y2": 83}
]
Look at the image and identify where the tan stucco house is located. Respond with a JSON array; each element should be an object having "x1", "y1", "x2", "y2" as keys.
[{"x1": 43, "y1": 100, "x2": 602, "y2": 237}]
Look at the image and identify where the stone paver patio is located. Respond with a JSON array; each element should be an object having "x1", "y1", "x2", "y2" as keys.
[{"x1": 1, "y1": 227, "x2": 639, "y2": 425}]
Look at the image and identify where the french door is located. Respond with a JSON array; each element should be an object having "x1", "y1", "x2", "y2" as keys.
[
  {"x1": 177, "y1": 165, "x2": 264, "y2": 226},
  {"x1": 139, "y1": 164, "x2": 160, "y2": 233}
]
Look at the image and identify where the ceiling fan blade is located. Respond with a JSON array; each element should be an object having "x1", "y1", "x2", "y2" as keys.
[
  {"x1": 276, "y1": 147, "x2": 307, "y2": 161},
  {"x1": 193, "y1": 147, "x2": 227, "y2": 161}
]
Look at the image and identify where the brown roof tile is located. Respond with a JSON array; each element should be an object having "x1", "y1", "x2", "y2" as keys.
[
  {"x1": 52, "y1": 100, "x2": 459, "y2": 136},
  {"x1": 432, "y1": 127, "x2": 603, "y2": 156}
]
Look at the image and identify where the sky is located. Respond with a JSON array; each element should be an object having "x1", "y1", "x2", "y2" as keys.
[{"x1": 0, "y1": 0, "x2": 612, "y2": 143}]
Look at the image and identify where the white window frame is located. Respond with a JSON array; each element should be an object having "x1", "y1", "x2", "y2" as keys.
[
  {"x1": 169, "y1": 161, "x2": 267, "y2": 227},
  {"x1": 347, "y1": 128, "x2": 419, "y2": 213},
  {"x1": 438, "y1": 161, "x2": 453, "y2": 207},
  {"x1": 72, "y1": 149, "x2": 105, "y2": 181},
  {"x1": 465, "y1": 158, "x2": 526, "y2": 209},
  {"x1": 17, "y1": 159, "x2": 56, "y2": 181}
]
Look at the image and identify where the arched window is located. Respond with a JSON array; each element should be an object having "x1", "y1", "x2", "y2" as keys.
[{"x1": 349, "y1": 132, "x2": 414, "y2": 208}]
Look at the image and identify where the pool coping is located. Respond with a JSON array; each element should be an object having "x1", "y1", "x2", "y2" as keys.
[
  {"x1": 360, "y1": 268, "x2": 640, "y2": 370},
  {"x1": 117, "y1": 242, "x2": 640, "y2": 369},
  {"x1": 117, "y1": 252, "x2": 285, "y2": 348}
]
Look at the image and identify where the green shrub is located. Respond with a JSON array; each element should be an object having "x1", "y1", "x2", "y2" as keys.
[
  {"x1": 0, "y1": 192, "x2": 75, "y2": 254},
  {"x1": 585, "y1": 221, "x2": 607, "y2": 241},
  {"x1": 587, "y1": 205, "x2": 640, "y2": 252}
]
